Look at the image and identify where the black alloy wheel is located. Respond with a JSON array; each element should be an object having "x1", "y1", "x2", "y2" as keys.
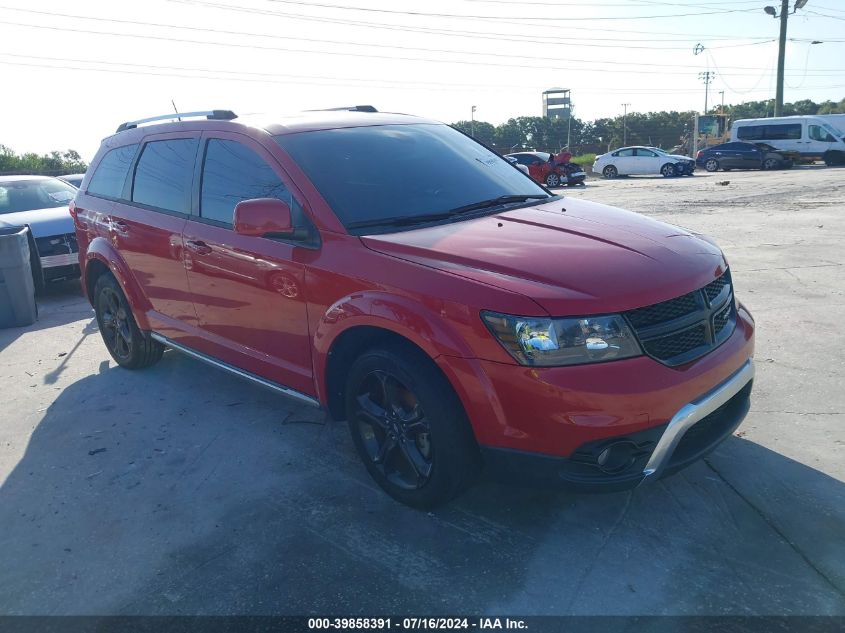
[
  {"x1": 93, "y1": 273, "x2": 164, "y2": 369},
  {"x1": 344, "y1": 343, "x2": 479, "y2": 508},
  {"x1": 352, "y1": 369, "x2": 433, "y2": 491}
]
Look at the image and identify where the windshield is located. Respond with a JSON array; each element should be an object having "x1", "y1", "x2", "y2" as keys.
[
  {"x1": 275, "y1": 123, "x2": 549, "y2": 232},
  {"x1": 0, "y1": 178, "x2": 77, "y2": 215},
  {"x1": 648, "y1": 147, "x2": 669, "y2": 155}
]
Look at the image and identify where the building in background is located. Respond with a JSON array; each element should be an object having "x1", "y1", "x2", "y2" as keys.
[{"x1": 542, "y1": 88, "x2": 571, "y2": 120}]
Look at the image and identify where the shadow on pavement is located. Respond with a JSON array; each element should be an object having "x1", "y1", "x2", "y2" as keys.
[{"x1": 0, "y1": 352, "x2": 843, "y2": 616}]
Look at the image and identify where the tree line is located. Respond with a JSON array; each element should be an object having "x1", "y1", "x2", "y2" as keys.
[
  {"x1": 453, "y1": 97, "x2": 845, "y2": 155},
  {"x1": 0, "y1": 145, "x2": 88, "y2": 176}
]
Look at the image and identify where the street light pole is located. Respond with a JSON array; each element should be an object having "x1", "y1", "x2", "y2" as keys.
[
  {"x1": 621, "y1": 103, "x2": 630, "y2": 146},
  {"x1": 775, "y1": 0, "x2": 789, "y2": 116},
  {"x1": 471, "y1": 105, "x2": 477, "y2": 137},
  {"x1": 765, "y1": 0, "x2": 809, "y2": 116}
]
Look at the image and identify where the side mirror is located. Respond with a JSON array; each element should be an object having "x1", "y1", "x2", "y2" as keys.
[{"x1": 233, "y1": 198, "x2": 293, "y2": 238}]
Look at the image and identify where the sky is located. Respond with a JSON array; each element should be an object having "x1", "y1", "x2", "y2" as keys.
[{"x1": 1, "y1": 0, "x2": 844, "y2": 161}]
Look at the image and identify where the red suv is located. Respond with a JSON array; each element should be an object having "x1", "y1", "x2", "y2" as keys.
[{"x1": 72, "y1": 108, "x2": 755, "y2": 508}]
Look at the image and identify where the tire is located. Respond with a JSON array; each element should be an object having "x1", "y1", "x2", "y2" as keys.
[
  {"x1": 545, "y1": 172, "x2": 561, "y2": 187},
  {"x1": 763, "y1": 157, "x2": 779, "y2": 170},
  {"x1": 824, "y1": 151, "x2": 844, "y2": 167},
  {"x1": 93, "y1": 273, "x2": 164, "y2": 369},
  {"x1": 602, "y1": 165, "x2": 618, "y2": 179},
  {"x1": 660, "y1": 163, "x2": 677, "y2": 178},
  {"x1": 704, "y1": 158, "x2": 719, "y2": 172},
  {"x1": 344, "y1": 342, "x2": 480, "y2": 509}
]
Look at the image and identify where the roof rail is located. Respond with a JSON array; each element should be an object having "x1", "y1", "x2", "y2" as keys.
[
  {"x1": 116, "y1": 110, "x2": 237, "y2": 133},
  {"x1": 307, "y1": 105, "x2": 378, "y2": 113}
]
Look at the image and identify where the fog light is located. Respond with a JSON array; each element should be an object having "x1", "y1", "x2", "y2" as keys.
[{"x1": 596, "y1": 441, "x2": 638, "y2": 474}]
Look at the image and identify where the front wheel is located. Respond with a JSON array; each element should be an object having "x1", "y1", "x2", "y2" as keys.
[
  {"x1": 545, "y1": 172, "x2": 561, "y2": 187},
  {"x1": 660, "y1": 163, "x2": 677, "y2": 177},
  {"x1": 704, "y1": 158, "x2": 719, "y2": 172},
  {"x1": 94, "y1": 273, "x2": 163, "y2": 369},
  {"x1": 345, "y1": 343, "x2": 479, "y2": 509},
  {"x1": 602, "y1": 165, "x2": 618, "y2": 179},
  {"x1": 762, "y1": 157, "x2": 779, "y2": 170}
]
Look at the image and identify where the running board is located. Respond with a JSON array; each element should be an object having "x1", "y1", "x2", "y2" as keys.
[{"x1": 149, "y1": 333, "x2": 320, "y2": 408}]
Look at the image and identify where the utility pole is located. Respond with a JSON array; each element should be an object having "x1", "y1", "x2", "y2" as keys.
[
  {"x1": 775, "y1": 0, "x2": 789, "y2": 116},
  {"x1": 698, "y1": 71, "x2": 715, "y2": 114},
  {"x1": 471, "y1": 105, "x2": 476, "y2": 137},
  {"x1": 719, "y1": 90, "x2": 725, "y2": 114},
  {"x1": 566, "y1": 102, "x2": 573, "y2": 150},
  {"x1": 765, "y1": 0, "x2": 809, "y2": 116},
  {"x1": 621, "y1": 103, "x2": 630, "y2": 146}
]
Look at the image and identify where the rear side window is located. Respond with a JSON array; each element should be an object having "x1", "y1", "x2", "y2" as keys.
[
  {"x1": 200, "y1": 139, "x2": 291, "y2": 225},
  {"x1": 87, "y1": 144, "x2": 138, "y2": 199},
  {"x1": 739, "y1": 123, "x2": 801, "y2": 141},
  {"x1": 132, "y1": 139, "x2": 198, "y2": 213}
]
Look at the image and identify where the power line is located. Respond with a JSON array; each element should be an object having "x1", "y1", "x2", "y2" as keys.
[
  {"x1": 2, "y1": 55, "x2": 840, "y2": 97},
  {"x1": 259, "y1": 0, "x2": 760, "y2": 22},
  {"x1": 7, "y1": 19, "x2": 839, "y2": 77},
  {"x1": 171, "y1": 0, "x2": 778, "y2": 41},
  {"x1": 0, "y1": 6, "x2": 774, "y2": 53}
]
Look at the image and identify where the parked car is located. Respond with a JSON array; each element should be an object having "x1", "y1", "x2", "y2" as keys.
[
  {"x1": 505, "y1": 151, "x2": 582, "y2": 187},
  {"x1": 59, "y1": 173, "x2": 86, "y2": 188},
  {"x1": 730, "y1": 115, "x2": 845, "y2": 166},
  {"x1": 696, "y1": 142, "x2": 796, "y2": 172},
  {"x1": 0, "y1": 175, "x2": 80, "y2": 287},
  {"x1": 504, "y1": 155, "x2": 530, "y2": 176},
  {"x1": 73, "y1": 108, "x2": 755, "y2": 508},
  {"x1": 593, "y1": 146, "x2": 694, "y2": 178}
]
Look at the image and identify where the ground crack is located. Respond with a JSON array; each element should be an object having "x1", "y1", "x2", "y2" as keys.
[{"x1": 703, "y1": 458, "x2": 845, "y2": 598}]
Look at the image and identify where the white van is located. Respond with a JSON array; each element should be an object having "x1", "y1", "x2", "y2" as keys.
[{"x1": 729, "y1": 116, "x2": 845, "y2": 165}]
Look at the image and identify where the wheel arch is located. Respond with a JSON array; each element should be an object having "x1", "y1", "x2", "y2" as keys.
[
  {"x1": 314, "y1": 293, "x2": 476, "y2": 421},
  {"x1": 83, "y1": 237, "x2": 152, "y2": 330}
]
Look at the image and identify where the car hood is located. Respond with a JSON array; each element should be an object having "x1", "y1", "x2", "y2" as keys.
[
  {"x1": 362, "y1": 198, "x2": 727, "y2": 315},
  {"x1": 0, "y1": 206, "x2": 74, "y2": 238},
  {"x1": 666, "y1": 154, "x2": 692, "y2": 161}
]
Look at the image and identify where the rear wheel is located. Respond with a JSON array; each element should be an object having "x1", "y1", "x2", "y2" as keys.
[
  {"x1": 94, "y1": 273, "x2": 163, "y2": 369},
  {"x1": 345, "y1": 343, "x2": 479, "y2": 508},
  {"x1": 660, "y1": 163, "x2": 677, "y2": 177},
  {"x1": 545, "y1": 172, "x2": 561, "y2": 187},
  {"x1": 704, "y1": 158, "x2": 719, "y2": 172},
  {"x1": 602, "y1": 165, "x2": 618, "y2": 179}
]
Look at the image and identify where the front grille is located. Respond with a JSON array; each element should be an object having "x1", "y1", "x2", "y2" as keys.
[
  {"x1": 624, "y1": 269, "x2": 736, "y2": 366},
  {"x1": 626, "y1": 291, "x2": 698, "y2": 328},
  {"x1": 35, "y1": 233, "x2": 78, "y2": 257},
  {"x1": 642, "y1": 324, "x2": 708, "y2": 360}
]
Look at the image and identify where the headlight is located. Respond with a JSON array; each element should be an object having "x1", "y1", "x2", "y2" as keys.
[{"x1": 481, "y1": 311, "x2": 642, "y2": 367}]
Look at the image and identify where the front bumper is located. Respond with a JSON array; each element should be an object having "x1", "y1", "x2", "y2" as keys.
[
  {"x1": 480, "y1": 360, "x2": 753, "y2": 492},
  {"x1": 437, "y1": 303, "x2": 755, "y2": 491}
]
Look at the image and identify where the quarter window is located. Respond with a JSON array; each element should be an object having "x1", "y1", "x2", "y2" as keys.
[
  {"x1": 132, "y1": 139, "x2": 197, "y2": 213},
  {"x1": 200, "y1": 139, "x2": 292, "y2": 225},
  {"x1": 87, "y1": 144, "x2": 138, "y2": 199}
]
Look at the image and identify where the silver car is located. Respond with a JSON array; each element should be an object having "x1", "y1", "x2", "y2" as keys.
[{"x1": 0, "y1": 176, "x2": 79, "y2": 286}]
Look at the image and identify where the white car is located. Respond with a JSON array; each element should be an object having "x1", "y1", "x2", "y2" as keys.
[{"x1": 593, "y1": 146, "x2": 694, "y2": 179}]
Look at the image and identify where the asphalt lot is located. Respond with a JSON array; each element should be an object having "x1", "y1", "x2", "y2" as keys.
[{"x1": 1, "y1": 166, "x2": 843, "y2": 616}]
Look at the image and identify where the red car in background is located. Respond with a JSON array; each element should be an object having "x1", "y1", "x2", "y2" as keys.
[
  {"x1": 505, "y1": 151, "x2": 586, "y2": 187},
  {"x1": 72, "y1": 108, "x2": 754, "y2": 508}
]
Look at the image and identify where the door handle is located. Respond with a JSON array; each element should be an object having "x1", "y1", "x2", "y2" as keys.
[
  {"x1": 109, "y1": 218, "x2": 129, "y2": 234},
  {"x1": 185, "y1": 239, "x2": 213, "y2": 255}
]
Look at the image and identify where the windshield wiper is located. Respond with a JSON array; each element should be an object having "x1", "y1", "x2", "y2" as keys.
[{"x1": 346, "y1": 194, "x2": 550, "y2": 230}]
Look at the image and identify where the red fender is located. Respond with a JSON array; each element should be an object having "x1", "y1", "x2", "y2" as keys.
[{"x1": 83, "y1": 236, "x2": 152, "y2": 331}]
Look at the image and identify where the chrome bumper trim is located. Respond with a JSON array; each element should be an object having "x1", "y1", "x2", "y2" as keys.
[
  {"x1": 40, "y1": 253, "x2": 79, "y2": 268},
  {"x1": 150, "y1": 332, "x2": 320, "y2": 408},
  {"x1": 641, "y1": 358, "x2": 755, "y2": 481}
]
